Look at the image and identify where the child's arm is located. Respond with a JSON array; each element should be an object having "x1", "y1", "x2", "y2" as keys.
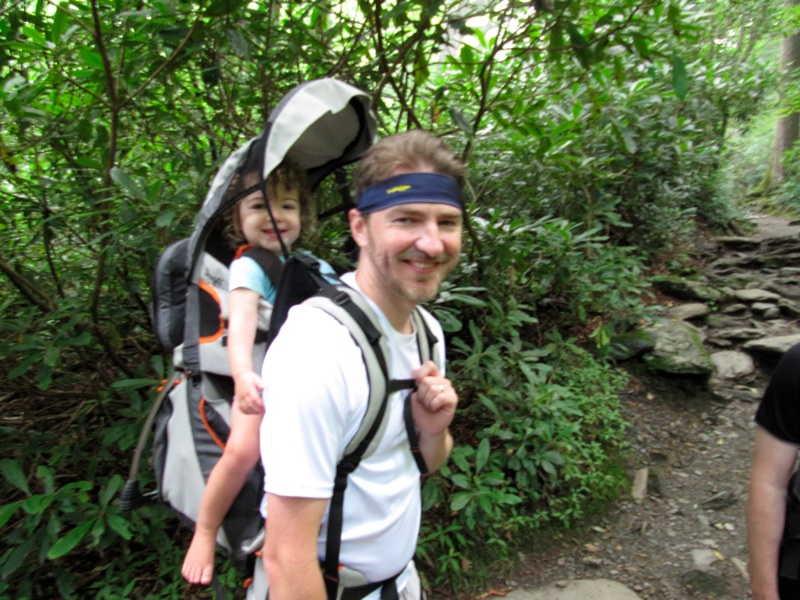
[{"x1": 228, "y1": 287, "x2": 265, "y2": 414}]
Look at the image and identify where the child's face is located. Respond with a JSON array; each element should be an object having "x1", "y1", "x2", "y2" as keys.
[{"x1": 237, "y1": 180, "x2": 301, "y2": 252}]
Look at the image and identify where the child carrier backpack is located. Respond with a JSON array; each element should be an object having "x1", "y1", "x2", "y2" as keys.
[{"x1": 119, "y1": 78, "x2": 442, "y2": 598}]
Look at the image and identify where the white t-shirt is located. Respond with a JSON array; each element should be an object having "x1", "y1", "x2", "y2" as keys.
[{"x1": 259, "y1": 272, "x2": 445, "y2": 586}]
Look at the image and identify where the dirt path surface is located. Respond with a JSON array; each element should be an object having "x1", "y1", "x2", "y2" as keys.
[{"x1": 447, "y1": 213, "x2": 800, "y2": 600}]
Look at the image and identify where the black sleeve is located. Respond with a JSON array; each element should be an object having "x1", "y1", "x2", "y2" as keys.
[{"x1": 755, "y1": 342, "x2": 800, "y2": 445}]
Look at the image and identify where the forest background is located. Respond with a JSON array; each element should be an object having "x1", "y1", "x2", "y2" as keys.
[{"x1": 2, "y1": 0, "x2": 799, "y2": 598}]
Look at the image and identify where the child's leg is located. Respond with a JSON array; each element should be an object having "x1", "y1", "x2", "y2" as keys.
[{"x1": 182, "y1": 404, "x2": 262, "y2": 584}]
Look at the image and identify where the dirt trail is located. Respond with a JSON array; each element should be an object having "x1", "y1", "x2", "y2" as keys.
[{"x1": 449, "y1": 213, "x2": 800, "y2": 600}]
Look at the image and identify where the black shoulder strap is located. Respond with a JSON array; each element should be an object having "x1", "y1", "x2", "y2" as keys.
[{"x1": 239, "y1": 246, "x2": 283, "y2": 290}]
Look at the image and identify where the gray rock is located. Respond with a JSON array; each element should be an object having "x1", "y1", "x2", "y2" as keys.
[
  {"x1": 733, "y1": 288, "x2": 782, "y2": 303},
  {"x1": 743, "y1": 334, "x2": 800, "y2": 355},
  {"x1": 691, "y1": 548, "x2": 719, "y2": 571},
  {"x1": 721, "y1": 303, "x2": 749, "y2": 315},
  {"x1": 653, "y1": 276, "x2": 726, "y2": 302},
  {"x1": 609, "y1": 329, "x2": 656, "y2": 361},
  {"x1": 778, "y1": 297, "x2": 800, "y2": 315},
  {"x1": 710, "y1": 351, "x2": 755, "y2": 380},
  {"x1": 713, "y1": 328, "x2": 763, "y2": 340},
  {"x1": 668, "y1": 303, "x2": 710, "y2": 321},
  {"x1": 505, "y1": 579, "x2": 643, "y2": 600},
  {"x1": 705, "y1": 314, "x2": 745, "y2": 329},
  {"x1": 643, "y1": 321, "x2": 714, "y2": 376},
  {"x1": 632, "y1": 468, "x2": 648, "y2": 500}
]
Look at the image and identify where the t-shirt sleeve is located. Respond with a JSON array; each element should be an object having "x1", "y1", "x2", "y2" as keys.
[
  {"x1": 755, "y1": 342, "x2": 800, "y2": 445},
  {"x1": 229, "y1": 256, "x2": 277, "y2": 303}
]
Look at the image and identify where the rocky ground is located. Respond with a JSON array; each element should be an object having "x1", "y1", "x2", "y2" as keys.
[{"x1": 449, "y1": 213, "x2": 800, "y2": 600}]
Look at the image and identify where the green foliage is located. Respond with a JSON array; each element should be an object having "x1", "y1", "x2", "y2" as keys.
[
  {"x1": 418, "y1": 335, "x2": 629, "y2": 590},
  {"x1": 0, "y1": 0, "x2": 786, "y2": 595}
]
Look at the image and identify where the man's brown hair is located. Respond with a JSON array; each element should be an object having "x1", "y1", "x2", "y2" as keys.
[{"x1": 354, "y1": 130, "x2": 465, "y2": 199}]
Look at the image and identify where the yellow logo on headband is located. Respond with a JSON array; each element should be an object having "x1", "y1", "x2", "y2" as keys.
[{"x1": 386, "y1": 185, "x2": 411, "y2": 194}]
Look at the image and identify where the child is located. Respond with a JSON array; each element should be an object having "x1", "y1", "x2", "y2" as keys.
[{"x1": 181, "y1": 159, "x2": 327, "y2": 585}]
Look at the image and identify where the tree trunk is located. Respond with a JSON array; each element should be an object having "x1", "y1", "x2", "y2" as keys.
[{"x1": 770, "y1": 0, "x2": 800, "y2": 187}]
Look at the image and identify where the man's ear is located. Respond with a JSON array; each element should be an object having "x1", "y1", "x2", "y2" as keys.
[{"x1": 349, "y1": 209, "x2": 368, "y2": 248}]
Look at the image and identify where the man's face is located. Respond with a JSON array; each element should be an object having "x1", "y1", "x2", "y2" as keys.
[{"x1": 352, "y1": 201, "x2": 463, "y2": 307}]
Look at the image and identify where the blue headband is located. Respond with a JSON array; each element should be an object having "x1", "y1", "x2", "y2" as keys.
[{"x1": 357, "y1": 172, "x2": 462, "y2": 215}]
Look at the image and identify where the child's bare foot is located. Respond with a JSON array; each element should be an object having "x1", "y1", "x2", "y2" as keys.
[{"x1": 182, "y1": 530, "x2": 216, "y2": 585}]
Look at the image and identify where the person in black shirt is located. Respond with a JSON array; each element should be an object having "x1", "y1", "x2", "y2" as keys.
[{"x1": 748, "y1": 342, "x2": 800, "y2": 600}]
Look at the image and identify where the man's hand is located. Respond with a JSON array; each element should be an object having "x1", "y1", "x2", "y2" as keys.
[
  {"x1": 234, "y1": 370, "x2": 264, "y2": 415},
  {"x1": 411, "y1": 361, "x2": 457, "y2": 471}
]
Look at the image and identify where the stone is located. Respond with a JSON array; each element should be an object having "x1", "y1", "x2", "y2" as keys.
[
  {"x1": 668, "y1": 303, "x2": 711, "y2": 321},
  {"x1": 609, "y1": 329, "x2": 656, "y2": 361},
  {"x1": 721, "y1": 303, "x2": 749, "y2": 315},
  {"x1": 504, "y1": 578, "x2": 643, "y2": 600},
  {"x1": 632, "y1": 468, "x2": 648, "y2": 500},
  {"x1": 652, "y1": 276, "x2": 726, "y2": 302},
  {"x1": 743, "y1": 334, "x2": 800, "y2": 355},
  {"x1": 643, "y1": 321, "x2": 715, "y2": 376},
  {"x1": 713, "y1": 327, "x2": 763, "y2": 340},
  {"x1": 710, "y1": 351, "x2": 755, "y2": 380},
  {"x1": 691, "y1": 548, "x2": 719, "y2": 571},
  {"x1": 733, "y1": 288, "x2": 782, "y2": 303}
]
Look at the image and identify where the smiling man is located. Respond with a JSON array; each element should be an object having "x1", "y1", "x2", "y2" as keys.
[{"x1": 259, "y1": 130, "x2": 465, "y2": 600}]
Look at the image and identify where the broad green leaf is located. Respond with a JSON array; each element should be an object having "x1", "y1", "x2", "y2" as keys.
[
  {"x1": 0, "y1": 501, "x2": 22, "y2": 528},
  {"x1": 44, "y1": 344, "x2": 60, "y2": 367},
  {"x1": 110, "y1": 168, "x2": 147, "y2": 202},
  {"x1": 106, "y1": 514, "x2": 133, "y2": 540},
  {"x1": 47, "y1": 519, "x2": 94, "y2": 559},
  {"x1": 672, "y1": 54, "x2": 688, "y2": 100},
  {"x1": 566, "y1": 23, "x2": 590, "y2": 68},
  {"x1": 1, "y1": 536, "x2": 35, "y2": 579},
  {"x1": 99, "y1": 475, "x2": 123, "y2": 508},
  {"x1": 450, "y1": 474, "x2": 471, "y2": 490},
  {"x1": 21, "y1": 25, "x2": 48, "y2": 46},
  {"x1": 621, "y1": 128, "x2": 637, "y2": 154},
  {"x1": 450, "y1": 450, "x2": 471, "y2": 474},
  {"x1": 449, "y1": 108, "x2": 474, "y2": 135},
  {"x1": 78, "y1": 47, "x2": 103, "y2": 69},
  {"x1": 450, "y1": 492, "x2": 472, "y2": 512},
  {"x1": 0, "y1": 459, "x2": 30, "y2": 495},
  {"x1": 22, "y1": 493, "x2": 54, "y2": 515},
  {"x1": 475, "y1": 438, "x2": 490, "y2": 473}
]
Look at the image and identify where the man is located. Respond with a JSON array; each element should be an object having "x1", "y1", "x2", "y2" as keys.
[
  {"x1": 259, "y1": 130, "x2": 465, "y2": 599},
  {"x1": 748, "y1": 342, "x2": 800, "y2": 600}
]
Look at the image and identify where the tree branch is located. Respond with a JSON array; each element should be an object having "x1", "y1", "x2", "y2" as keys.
[{"x1": 0, "y1": 252, "x2": 56, "y2": 313}]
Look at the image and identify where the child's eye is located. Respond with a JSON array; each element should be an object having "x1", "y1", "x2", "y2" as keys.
[{"x1": 281, "y1": 201, "x2": 299, "y2": 211}]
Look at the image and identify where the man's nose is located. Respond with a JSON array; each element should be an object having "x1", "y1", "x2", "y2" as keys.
[{"x1": 415, "y1": 222, "x2": 445, "y2": 256}]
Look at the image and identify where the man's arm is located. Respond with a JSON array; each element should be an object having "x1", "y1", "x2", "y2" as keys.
[
  {"x1": 262, "y1": 494, "x2": 329, "y2": 600},
  {"x1": 748, "y1": 426, "x2": 798, "y2": 600},
  {"x1": 412, "y1": 360, "x2": 458, "y2": 472}
]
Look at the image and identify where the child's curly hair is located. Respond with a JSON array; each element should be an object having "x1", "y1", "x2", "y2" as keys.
[{"x1": 222, "y1": 159, "x2": 312, "y2": 250}]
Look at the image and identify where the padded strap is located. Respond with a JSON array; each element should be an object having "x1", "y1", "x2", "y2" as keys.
[{"x1": 238, "y1": 245, "x2": 283, "y2": 290}]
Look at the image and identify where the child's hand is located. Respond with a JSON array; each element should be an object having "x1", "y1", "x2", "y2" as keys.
[{"x1": 234, "y1": 370, "x2": 265, "y2": 415}]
